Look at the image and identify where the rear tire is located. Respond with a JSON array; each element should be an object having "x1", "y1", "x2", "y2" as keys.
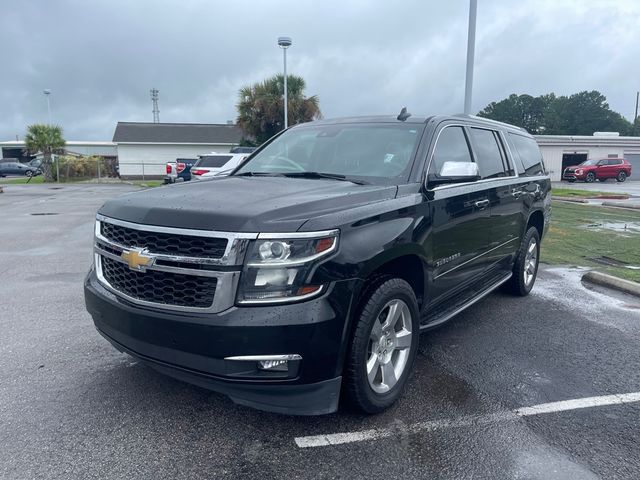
[
  {"x1": 25, "y1": 170, "x2": 33, "y2": 178},
  {"x1": 503, "y1": 227, "x2": 540, "y2": 297},
  {"x1": 616, "y1": 171, "x2": 627, "y2": 182},
  {"x1": 344, "y1": 278, "x2": 420, "y2": 414}
]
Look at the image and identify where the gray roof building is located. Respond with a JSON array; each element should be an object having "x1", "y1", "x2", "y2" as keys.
[{"x1": 112, "y1": 122, "x2": 243, "y2": 144}]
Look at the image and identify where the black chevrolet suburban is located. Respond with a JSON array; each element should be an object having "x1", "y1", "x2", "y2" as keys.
[{"x1": 84, "y1": 113, "x2": 551, "y2": 415}]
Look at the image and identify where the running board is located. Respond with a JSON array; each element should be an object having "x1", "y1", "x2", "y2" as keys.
[{"x1": 420, "y1": 272, "x2": 512, "y2": 330}]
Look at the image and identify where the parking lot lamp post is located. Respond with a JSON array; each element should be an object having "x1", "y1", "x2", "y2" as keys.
[
  {"x1": 43, "y1": 89, "x2": 52, "y2": 125},
  {"x1": 463, "y1": 0, "x2": 477, "y2": 114},
  {"x1": 278, "y1": 36, "x2": 292, "y2": 129}
]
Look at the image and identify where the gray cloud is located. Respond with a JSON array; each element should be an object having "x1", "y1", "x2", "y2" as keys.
[{"x1": 1, "y1": 0, "x2": 638, "y2": 141}]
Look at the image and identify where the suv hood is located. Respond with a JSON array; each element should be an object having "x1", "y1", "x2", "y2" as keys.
[{"x1": 98, "y1": 176, "x2": 398, "y2": 232}]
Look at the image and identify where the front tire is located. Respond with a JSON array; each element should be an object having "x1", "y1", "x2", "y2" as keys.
[
  {"x1": 504, "y1": 227, "x2": 540, "y2": 296},
  {"x1": 344, "y1": 278, "x2": 420, "y2": 414},
  {"x1": 585, "y1": 172, "x2": 596, "y2": 183},
  {"x1": 617, "y1": 171, "x2": 627, "y2": 182}
]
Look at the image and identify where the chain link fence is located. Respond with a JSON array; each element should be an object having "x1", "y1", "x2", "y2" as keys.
[{"x1": 48, "y1": 156, "x2": 166, "y2": 183}]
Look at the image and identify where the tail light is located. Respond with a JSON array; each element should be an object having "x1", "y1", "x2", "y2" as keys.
[
  {"x1": 165, "y1": 164, "x2": 172, "y2": 174},
  {"x1": 191, "y1": 169, "x2": 207, "y2": 176},
  {"x1": 176, "y1": 162, "x2": 186, "y2": 173}
]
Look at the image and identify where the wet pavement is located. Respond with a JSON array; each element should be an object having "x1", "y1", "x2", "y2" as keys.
[
  {"x1": 1, "y1": 184, "x2": 639, "y2": 479},
  {"x1": 553, "y1": 181, "x2": 640, "y2": 208}
]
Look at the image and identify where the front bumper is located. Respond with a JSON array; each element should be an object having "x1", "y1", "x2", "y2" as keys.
[{"x1": 84, "y1": 270, "x2": 358, "y2": 415}]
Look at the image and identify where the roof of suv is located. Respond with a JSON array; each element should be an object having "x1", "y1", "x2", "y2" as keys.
[{"x1": 302, "y1": 114, "x2": 529, "y2": 135}]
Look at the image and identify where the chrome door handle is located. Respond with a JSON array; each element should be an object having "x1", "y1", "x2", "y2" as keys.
[{"x1": 474, "y1": 199, "x2": 490, "y2": 209}]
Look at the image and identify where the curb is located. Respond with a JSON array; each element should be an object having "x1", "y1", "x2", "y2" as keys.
[
  {"x1": 602, "y1": 201, "x2": 640, "y2": 210},
  {"x1": 582, "y1": 271, "x2": 640, "y2": 298},
  {"x1": 551, "y1": 196, "x2": 588, "y2": 203}
]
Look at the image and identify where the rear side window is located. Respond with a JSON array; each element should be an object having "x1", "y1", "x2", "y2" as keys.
[
  {"x1": 608, "y1": 159, "x2": 622, "y2": 165},
  {"x1": 431, "y1": 126, "x2": 473, "y2": 175},
  {"x1": 508, "y1": 133, "x2": 545, "y2": 176},
  {"x1": 197, "y1": 155, "x2": 232, "y2": 168},
  {"x1": 469, "y1": 128, "x2": 508, "y2": 179}
]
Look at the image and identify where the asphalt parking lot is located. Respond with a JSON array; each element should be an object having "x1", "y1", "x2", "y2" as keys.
[{"x1": 1, "y1": 184, "x2": 640, "y2": 479}]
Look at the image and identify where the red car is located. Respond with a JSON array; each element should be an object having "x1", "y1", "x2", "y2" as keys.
[{"x1": 563, "y1": 158, "x2": 632, "y2": 183}]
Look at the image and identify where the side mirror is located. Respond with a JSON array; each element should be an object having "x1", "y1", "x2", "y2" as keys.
[{"x1": 427, "y1": 161, "x2": 480, "y2": 187}]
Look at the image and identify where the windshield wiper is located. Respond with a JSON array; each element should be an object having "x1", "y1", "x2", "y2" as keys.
[
  {"x1": 234, "y1": 171, "x2": 285, "y2": 177},
  {"x1": 281, "y1": 171, "x2": 369, "y2": 185}
]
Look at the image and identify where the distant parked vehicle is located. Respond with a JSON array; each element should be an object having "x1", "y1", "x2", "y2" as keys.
[
  {"x1": 164, "y1": 158, "x2": 198, "y2": 184},
  {"x1": 190, "y1": 153, "x2": 247, "y2": 181},
  {"x1": 0, "y1": 161, "x2": 41, "y2": 178},
  {"x1": 230, "y1": 146, "x2": 257, "y2": 154},
  {"x1": 563, "y1": 158, "x2": 632, "y2": 183}
]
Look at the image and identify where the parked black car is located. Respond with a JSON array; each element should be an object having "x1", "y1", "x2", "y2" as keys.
[
  {"x1": 84, "y1": 113, "x2": 551, "y2": 415},
  {"x1": 0, "y1": 161, "x2": 41, "y2": 177}
]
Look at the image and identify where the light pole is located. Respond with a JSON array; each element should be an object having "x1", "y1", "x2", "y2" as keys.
[
  {"x1": 43, "y1": 89, "x2": 59, "y2": 181},
  {"x1": 463, "y1": 0, "x2": 477, "y2": 114},
  {"x1": 278, "y1": 36, "x2": 292, "y2": 129},
  {"x1": 43, "y1": 89, "x2": 52, "y2": 125}
]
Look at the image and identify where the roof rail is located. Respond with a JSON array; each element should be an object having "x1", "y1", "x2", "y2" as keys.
[{"x1": 452, "y1": 114, "x2": 528, "y2": 132}]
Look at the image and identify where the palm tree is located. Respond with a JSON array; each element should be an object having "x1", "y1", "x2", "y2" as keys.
[
  {"x1": 24, "y1": 124, "x2": 66, "y2": 182},
  {"x1": 236, "y1": 74, "x2": 321, "y2": 145}
]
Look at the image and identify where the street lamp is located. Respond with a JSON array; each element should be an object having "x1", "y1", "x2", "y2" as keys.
[
  {"x1": 278, "y1": 36, "x2": 292, "y2": 129},
  {"x1": 43, "y1": 89, "x2": 52, "y2": 125},
  {"x1": 463, "y1": 0, "x2": 477, "y2": 114}
]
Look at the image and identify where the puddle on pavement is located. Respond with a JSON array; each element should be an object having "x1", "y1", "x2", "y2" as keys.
[{"x1": 584, "y1": 221, "x2": 640, "y2": 234}]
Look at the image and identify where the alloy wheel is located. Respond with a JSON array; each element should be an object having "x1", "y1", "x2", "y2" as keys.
[
  {"x1": 523, "y1": 237, "x2": 538, "y2": 287},
  {"x1": 366, "y1": 299, "x2": 413, "y2": 394}
]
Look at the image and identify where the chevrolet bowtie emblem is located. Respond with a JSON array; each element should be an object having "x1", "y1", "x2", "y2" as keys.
[{"x1": 121, "y1": 247, "x2": 155, "y2": 271}]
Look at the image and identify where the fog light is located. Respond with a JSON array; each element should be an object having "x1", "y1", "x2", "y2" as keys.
[{"x1": 258, "y1": 359, "x2": 289, "y2": 372}]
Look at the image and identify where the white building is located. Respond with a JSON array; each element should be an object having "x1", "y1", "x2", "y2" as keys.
[
  {"x1": 113, "y1": 122, "x2": 243, "y2": 179},
  {"x1": 535, "y1": 134, "x2": 640, "y2": 181}
]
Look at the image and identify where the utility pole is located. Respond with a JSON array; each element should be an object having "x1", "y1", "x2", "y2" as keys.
[
  {"x1": 463, "y1": 0, "x2": 477, "y2": 115},
  {"x1": 634, "y1": 91, "x2": 639, "y2": 123},
  {"x1": 150, "y1": 88, "x2": 160, "y2": 123}
]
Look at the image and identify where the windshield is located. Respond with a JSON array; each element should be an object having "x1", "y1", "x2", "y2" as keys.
[
  {"x1": 579, "y1": 159, "x2": 601, "y2": 166},
  {"x1": 235, "y1": 123, "x2": 422, "y2": 184},
  {"x1": 197, "y1": 155, "x2": 232, "y2": 168}
]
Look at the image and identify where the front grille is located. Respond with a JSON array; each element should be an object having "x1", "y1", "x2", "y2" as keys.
[
  {"x1": 101, "y1": 256, "x2": 217, "y2": 308},
  {"x1": 101, "y1": 222, "x2": 227, "y2": 258}
]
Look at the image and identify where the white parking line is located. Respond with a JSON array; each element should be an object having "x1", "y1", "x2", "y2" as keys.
[{"x1": 294, "y1": 392, "x2": 640, "y2": 448}]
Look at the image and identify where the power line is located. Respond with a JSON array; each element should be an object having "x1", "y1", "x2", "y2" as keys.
[{"x1": 150, "y1": 88, "x2": 160, "y2": 123}]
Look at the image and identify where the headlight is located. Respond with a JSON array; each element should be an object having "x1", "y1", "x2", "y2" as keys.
[
  {"x1": 237, "y1": 231, "x2": 338, "y2": 304},
  {"x1": 575, "y1": 169, "x2": 583, "y2": 175}
]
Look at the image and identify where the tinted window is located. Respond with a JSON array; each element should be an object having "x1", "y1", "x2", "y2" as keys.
[
  {"x1": 469, "y1": 128, "x2": 507, "y2": 179},
  {"x1": 608, "y1": 159, "x2": 621, "y2": 165},
  {"x1": 197, "y1": 155, "x2": 232, "y2": 168},
  {"x1": 431, "y1": 126, "x2": 473, "y2": 175},
  {"x1": 508, "y1": 133, "x2": 544, "y2": 176},
  {"x1": 236, "y1": 123, "x2": 422, "y2": 184}
]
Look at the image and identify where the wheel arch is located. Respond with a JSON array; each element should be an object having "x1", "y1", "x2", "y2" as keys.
[{"x1": 526, "y1": 209, "x2": 545, "y2": 238}]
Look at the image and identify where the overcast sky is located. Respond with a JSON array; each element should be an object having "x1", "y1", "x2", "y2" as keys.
[{"x1": 1, "y1": 0, "x2": 638, "y2": 141}]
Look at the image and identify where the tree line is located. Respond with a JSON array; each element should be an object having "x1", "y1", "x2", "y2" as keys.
[{"x1": 477, "y1": 90, "x2": 640, "y2": 136}]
